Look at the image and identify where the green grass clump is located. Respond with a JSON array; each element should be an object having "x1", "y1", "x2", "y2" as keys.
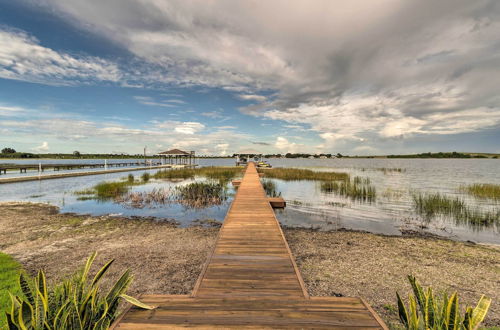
[
  {"x1": 321, "y1": 176, "x2": 376, "y2": 202},
  {"x1": 175, "y1": 182, "x2": 228, "y2": 208},
  {"x1": 154, "y1": 166, "x2": 242, "y2": 183},
  {"x1": 94, "y1": 181, "x2": 131, "y2": 199},
  {"x1": 413, "y1": 192, "x2": 500, "y2": 226},
  {"x1": 461, "y1": 183, "x2": 500, "y2": 200},
  {"x1": 259, "y1": 168, "x2": 349, "y2": 181},
  {"x1": 0, "y1": 253, "x2": 22, "y2": 328},
  {"x1": 261, "y1": 179, "x2": 281, "y2": 197},
  {"x1": 141, "y1": 172, "x2": 150, "y2": 182}
]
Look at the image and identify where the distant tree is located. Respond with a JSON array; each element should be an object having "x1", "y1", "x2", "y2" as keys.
[
  {"x1": 73, "y1": 151, "x2": 81, "y2": 157},
  {"x1": 1, "y1": 147, "x2": 16, "y2": 154},
  {"x1": 337, "y1": 153, "x2": 343, "y2": 158}
]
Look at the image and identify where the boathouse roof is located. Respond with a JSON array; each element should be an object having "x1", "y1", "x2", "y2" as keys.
[{"x1": 157, "y1": 148, "x2": 191, "y2": 156}]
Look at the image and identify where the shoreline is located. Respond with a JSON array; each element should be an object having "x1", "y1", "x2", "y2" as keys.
[{"x1": 0, "y1": 202, "x2": 499, "y2": 326}]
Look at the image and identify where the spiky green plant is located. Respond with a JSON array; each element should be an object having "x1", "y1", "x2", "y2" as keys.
[
  {"x1": 5, "y1": 252, "x2": 153, "y2": 329},
  {"x1": 397, "y1": 275, "x2": 491, "y2": 330}
]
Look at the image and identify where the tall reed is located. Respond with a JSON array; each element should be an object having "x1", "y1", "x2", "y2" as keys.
[
  {"x1": 154, "y1": 166, "x2": 242, "y2": 183},
  {"x1": 461, "y1": 183, "x2": 500, "y2": 200},
  {"x1": 413, "y1": 192, "x2": 500, "y2": 226},
  {"x1": 259, "y1": 168, "x2": 349, "y2": 181},
  {"x1": 321, "y1": 176, "x2": 376, "y2": 202},
  {"x1": 261, "y1": 179, "x2": 281, "y2": 197}
]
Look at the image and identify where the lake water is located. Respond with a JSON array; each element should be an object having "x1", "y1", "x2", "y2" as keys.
[{"x1": 0, "y1": 158, "x2": 499, "y2": 244}]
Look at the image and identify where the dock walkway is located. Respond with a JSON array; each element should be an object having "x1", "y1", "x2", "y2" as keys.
[{"x1": 113, "y1": 163, "x2": 387, "y2": 329}]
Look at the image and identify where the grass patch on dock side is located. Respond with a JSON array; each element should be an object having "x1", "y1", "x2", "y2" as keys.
[
  {"x1": 154, "y1": 166, "x2": 242, "y2": 183},
  {"x1": 413, "y1": 192, "x2": 500, "y2": 226},
  {"x1": 0, "y1": 253, "x2": 22, "y2": 328},
  {"x1": 321, "y1": 176, "x2": 376, "y2": 202},
  {"x1": 258, "y1": 168, "x2": 349, "y2": 181},
  {"x1": 261, "y1": 179, "x2": 281, "y2": 197},
  {"x1": 460, "y1": 183, "x2": 500, "y2": 200}
]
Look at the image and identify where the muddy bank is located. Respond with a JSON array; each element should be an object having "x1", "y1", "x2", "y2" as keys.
[
  {"x1": 0, "y1": 202, "x2": 218, "y2": 296},
  {"x1": 284, "y1": 228, "x2": 500, "y2": 327},
  {"x1": 1, "y1": 203, "x2": 498, "y2": 326}
]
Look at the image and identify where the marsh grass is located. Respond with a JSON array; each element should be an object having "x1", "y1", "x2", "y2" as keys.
[
  {"x1": 320, "y1": 176, "x2": 376, "y2": 202},
  {"x1": 94, "y1": 181, "x2": 131, "y2": 199},
  {"x1": 141, "y1": 172, "x2": 150, "y2": 182},
  {"x1": 261, "y1": 179, "x2": 281, "y2": 197},
  {"x1": 461, "y1": 183, "x2": 500, "y2": 200},
  {"x1": 175, "y1": 182, "x2": 228, "y2": 208},
  {"x1": 258, "y1": 168, "x2": 349, "y2": 181},
  {"x1": 154, "y1": 166, "x2": 242, "y2": 183},
  {"x1": 413, "y1": 192, "x2": 500, "y2": 226},
  {"x1": 75, "y1": 172, "x2": 154, "y2": 200},
  {"x1": 118, "y1": 182, "x2": 229, "y2": 209}
]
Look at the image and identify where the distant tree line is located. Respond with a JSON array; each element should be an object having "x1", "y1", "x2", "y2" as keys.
[
  {"x1": 0, "y1": 148, "x2": 159, "y2": 159},
  {"x1": 232, "y1": 153, "x2": 344, "y2": 158},
  {"x1": 387, "y1": 152, "x2": 490, "y2": 159}
]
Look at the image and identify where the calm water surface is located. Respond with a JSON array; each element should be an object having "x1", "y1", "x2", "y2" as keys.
[{"x1": 0, "y1": 158, "x2": 499, "y2": 244}]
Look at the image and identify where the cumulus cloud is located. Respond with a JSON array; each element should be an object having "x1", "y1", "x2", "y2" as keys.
[
  {"x1": 0, "y1": 27, "x2": 120, "y2": 85},
  {"x1": 32, "y1": 141, "x2": 49, "y2": 152},
  {"x1": 275, "y1": 137, "x2": 301, "y2": 153}
]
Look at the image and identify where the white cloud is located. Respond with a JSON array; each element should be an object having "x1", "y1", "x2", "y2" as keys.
[
  {"x1": 134, "y1": 96, "x2": 177, "y2": 108},
  {"x1": 32, "y1": 141, "x2": 49, "y2": 152},
  {"x1": 275, "y1": 137, "x2": 301, "y2": 153},
  {"x1": 0, "y1": 28, "x2": 120, "y2": 85},
  {"x1": 0, "y1": 105, "x2": 28, "y2": 116},
  {"x1": 174, "y1": 122, "x2": 205, "y2": 135},
  {"x1": 237, "y1": 94, "x2": 267, "y2": 102}
]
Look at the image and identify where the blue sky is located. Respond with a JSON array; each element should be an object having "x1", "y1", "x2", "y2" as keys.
[{"x1": 1, "y1": 0, "x2": 499, "y2": 155}]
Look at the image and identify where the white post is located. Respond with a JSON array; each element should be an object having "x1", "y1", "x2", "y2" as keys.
[
  {"x1": 39, "y1": 162, "x2": 42, "y2": 178},
  {"x1": 105, "y1": 159, "x2": 108, "y2": 171}
]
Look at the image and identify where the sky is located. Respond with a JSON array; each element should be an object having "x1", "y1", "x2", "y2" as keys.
[{"x1": 0, "y1": 0, "x2": 499, "y2": 156}]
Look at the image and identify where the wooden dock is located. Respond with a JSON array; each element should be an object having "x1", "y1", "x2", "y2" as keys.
[
  {"x1": 0, "y1": 162, "x2": 163, "y2": 174},
  {"x1": 112, "y1": 163, "x2": 387, "y2": 329},
  {"x1": 0, "y1": 164, "x2": 193, "y2": 184}
]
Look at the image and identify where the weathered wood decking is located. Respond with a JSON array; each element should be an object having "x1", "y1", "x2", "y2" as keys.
[{"x1": 113, "y1": 163, "x2": 387, "y2": 329}]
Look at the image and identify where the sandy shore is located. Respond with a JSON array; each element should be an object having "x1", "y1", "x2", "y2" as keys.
[{"x1": 1, "y1": 202, "x2": 498, "y2": 326}]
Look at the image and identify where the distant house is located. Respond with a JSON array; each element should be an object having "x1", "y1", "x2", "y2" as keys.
[{"x1": 156, "y1": 149, "x2": 195, "y2": 165}]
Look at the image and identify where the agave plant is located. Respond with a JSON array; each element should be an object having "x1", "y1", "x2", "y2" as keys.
[
  {"x1": 397, "y1": 275, "x2": 491, "y2": 330},
  {"x1": 5, "y1": 252, "x2": 153, "y2": 329}
]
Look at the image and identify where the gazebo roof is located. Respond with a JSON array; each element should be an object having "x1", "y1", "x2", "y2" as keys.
[{"x1": 157, "y1": 148, "x2": 191, "y2": 156}]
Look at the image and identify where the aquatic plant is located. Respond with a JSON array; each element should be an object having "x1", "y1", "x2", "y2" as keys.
[
  {"x1": 141, "y1": 172, "x2": 150, "y2": 182},
  {"x1": 258, "y1": 168, "x2": 349, "y2": 181},
  {"x1": 261, "y1": 179, "x2": 281, "y2": 197},
  {"x1": 127, "y1": 173, "x2": 135, "y2": 183},
  {"x1": 461, "y1": 183, "x2": 500, "y2": 201},
  {"x1": 321, "y1": 177, "x2": 376, "y2": 202},
  {"x1": 154, "y1": 166, "x2": 242, "y2": 183},
  {"x1": 117, "y1": 188, "x2": 174, "y2": 208},
  {"x1": 397, "y1": 275, "x2": 491, "y2": 330},
  {"x1": 174, "y1": 182, "x2": 228, "y2": 208},
  {"x1": 94, "y1": 181, "x2": 131, "y2": 199},
  {"x1": 413, "y1": 192, "x2": 500, "y2": 226},
  {"x1": 6, "y1": 252, "x2": 152, "y2": 329}
]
